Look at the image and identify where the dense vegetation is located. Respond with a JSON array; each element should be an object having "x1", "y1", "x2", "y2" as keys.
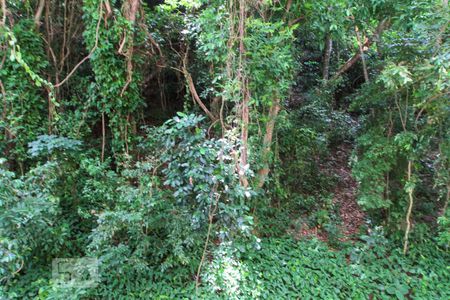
[{"x1": 0, "y1": 0, "x2": 449, "y2": 299}]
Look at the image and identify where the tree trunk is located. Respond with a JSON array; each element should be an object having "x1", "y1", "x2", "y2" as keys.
[
  {"x1": 403, "y1": 160, "x2": 414, "y2": 255},
  {"x1": 1, "y1": 0, "x2": 6, "y2": 26},
  {"x1": 322, "y1": 33, "x2": 332, "y2": 80},
  {"x1": 0, "y1": 80, "x2": 8, "y2": 154},
  {"x1": 101, "y1": 111, "x2": 105, "y2": 163},
  {"x1": 355, "y1": 26, "x2": 369, "y2": 82},
  {"x1": 120, "y1": 0, "x2": 140, "y2": 96},
  {"x1": 238, "y1": 0, "x2": 249, "y2": 187},
  {"x1": 34, "y1": 0, "x2": 45, "y2": 28},
  {"x1": 257, "y1": 98, "x2": 281, "y2": 188}
]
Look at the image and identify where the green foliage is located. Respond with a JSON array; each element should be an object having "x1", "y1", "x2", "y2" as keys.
[
  {"x1": 24, "y1": 235, "x2": 450, "y2": 300},
  {"x1": 0, "y1": 160, "x2": 60, "y2": 284},
  {"x1": 43, "y1": 113, "x2": 252, "y2": 299},
  {"x1": 352, "y1": 129, "x2": 397, "y2": 209},
  {"x1": 245, "y1": 19, "x2": 296, "y2": 106},
  {"x1": 350, "y1": 0, "x2": 449, "y2": 237},
  {"x1": 0, "y1": 19, "x2": 50, "y2": 167},
  {"x1": 28, "y1": 135, "x2": 82, "y2": 158},
  {"x1": 276, "y1": 110, "x2": 330, "y2": 195},
  {"x1": 82, "y1": 0, "x2": 144, "y2": 156},
  {"x1": 1, "y1": 0, "x2": 449, "y2": 299},
  {"x1": 437, "y1": 209, "x2": 450, "y2": 249},
  {"x1": 202, "y1": 236, "x2": 449, "y2": 299}
]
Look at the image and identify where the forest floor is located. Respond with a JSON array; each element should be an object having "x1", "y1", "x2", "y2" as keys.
[
  {"x1": 328, "y1": 143, "x2": 365, "y2": 238},
  {"x1": 292, "y1": 142, "x2": 366, "y2": 242}
]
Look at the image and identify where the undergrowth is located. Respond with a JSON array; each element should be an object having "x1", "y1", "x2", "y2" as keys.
[{"x1": 6, "y1": 236, "x2": 447, "y2": 300}]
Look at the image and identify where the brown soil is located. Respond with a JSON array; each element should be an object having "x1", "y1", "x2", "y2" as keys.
[
  {"x1": 328, "y1": 143, "x2": 365, "y2": 238},
  {"x1": 291, "y1": 142, "x2": 366, "y2": 242}
]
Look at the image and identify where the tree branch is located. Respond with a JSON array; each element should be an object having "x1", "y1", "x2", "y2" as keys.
[
  {"x1": 331, "y1": 18, "x2": 390, "y2": 80},
  {"x1": 54, "y1": 2, "x2": 103, "y2": 88},
  {"x1": 183, "y1": 69, "x2": 217, "y2": 121}
]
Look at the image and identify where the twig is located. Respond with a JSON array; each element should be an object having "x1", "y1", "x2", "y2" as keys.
[
  {"x1": 394, "y1": 93, "x2": 406, "y2": 131},
  {"x1": 0, "y1": 258, "x2": 24, "y2": 283},
  {"x1": 195, "y1": 185, "x2": 220, "y2": 294},
  {"x1": 54, "y1": 1, "x2": 103, "y2": 88}
]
